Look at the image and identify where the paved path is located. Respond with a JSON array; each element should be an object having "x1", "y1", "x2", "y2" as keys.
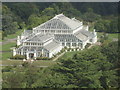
[
  {"x1": 88, "y1": 42, "x2": 101, "y2": 49},
  {"x1": 52, "y1": 52, "x2": 65, "y2": 61}
]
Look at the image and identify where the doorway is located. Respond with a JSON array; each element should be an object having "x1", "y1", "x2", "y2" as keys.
[{"x1": 29, "y1": 53, "x2": 34, "y2": 59}]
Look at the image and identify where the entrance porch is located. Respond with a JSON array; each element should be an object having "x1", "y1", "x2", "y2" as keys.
[{"x1": 26, "y1": 51, "x2": 37, "y2": 60}]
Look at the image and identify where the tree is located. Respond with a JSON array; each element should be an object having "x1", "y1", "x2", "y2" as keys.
[
  {"x1": 101, "y1": 41, "x2": 119, "y2": 68},
  {"x1": 41, "y1": 7, "x2": 55, "y2": 17},
  {"x1": 2, "y1": 71, "x2": 26, "y2": 88},
  {"x1": 53, "y1": 47, "x2": 118, "y2": 88},
  {"x1": 2, "y1": 5, "x2": 20, "y2": 39},
  {"x1": 110, "y1": 18, "x2": 118, "y2": 33},
  {"x1": 83, "y1": 8, "x2": 101, "y2": 22}
]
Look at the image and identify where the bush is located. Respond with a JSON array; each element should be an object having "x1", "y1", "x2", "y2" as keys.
[
  {"x1": 11, "y1": 54, "x2": 25, "y2": 60},
  {"x1": 85, "y1": 43, "x2": 91, "y2": 49},
  {"x1": 22, "y1": 62, "x2": 30, "y2": 67},
  {"x1": 68, "y1": 48, "x2": 71, "y2": 51},
  {"x1": 2, "y1": 66, "x2": 12, "y2": 72}
]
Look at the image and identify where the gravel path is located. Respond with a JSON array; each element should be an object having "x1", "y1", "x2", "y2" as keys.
[{"x1": 52, "y1": 52, "x2": 65, "y2": 61}]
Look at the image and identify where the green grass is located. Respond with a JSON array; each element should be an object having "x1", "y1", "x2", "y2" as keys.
[
  {"x1": 108, "y1": 33, "x2": 118, "y2": 40},
  {"x1": 97, "y1": 32, "x2": 119, "y2": 41},
  {"x1": 61, "y1": 51, "x2": 80, "y2": 59},
  {"x1": 1, "y1": 60, "x2": 23, "y2": 66},
  {"x1": 3, "y1": 29, "x2": 24, "y2": 41},
  {"x1": 2, "y1": 42, "x2": 16, "y2": 51},
  {"x1": 0, "y1": 31, "x2": 2, "y2": 42},
  {"x1": 2, "y1": 52, "x2": 12, "y2": 60},
  {"x1": 2, "y1": 42, "x2": 16, "y2": 60},
  {"x1": 97, "y1": 32, "x2": 103, "y2": 38},
  {"x1": 1, "y1": 60, "x2": 56, "y2": 67}
]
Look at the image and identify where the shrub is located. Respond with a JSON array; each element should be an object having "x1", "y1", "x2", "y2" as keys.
[
  {"x1": 68, "y1": 48, "x2": 71, "y2": 51},
  {"x1": 85, "y1": 43, "x2": 91, "y2": 49},
  {"x1": 22, "y1": 62, "x2": 30, "y2": 67},
  {"x1": 2, "y1": 66, "x2": 12, "y2": 72},
  {"x1": 11, "y1": 54, "x2": 25, "y2": 60}
]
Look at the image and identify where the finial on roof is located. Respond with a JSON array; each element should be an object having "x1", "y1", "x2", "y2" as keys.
[
  {"x1": 54, "y1": 15, "x2": 58, "y2": 19},
  {"x1": 73, "y1": 17, "x2": 75, "y2": 19},
  {"x1": 54, "y1": 13, "x2": 64, "y2": 19}
]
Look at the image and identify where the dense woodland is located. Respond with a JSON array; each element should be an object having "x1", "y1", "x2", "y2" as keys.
[
  {"x1": 2, "y1": 41, "x2": 119, "y2": 88},
  {"x1": 2, "y1": 2, "x2": 119, "y2": 88},
  {"x1": 2, "y1": 2, "x2": 119, "y2": 39}
]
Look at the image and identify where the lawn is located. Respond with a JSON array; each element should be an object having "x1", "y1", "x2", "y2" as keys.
[
  {"x1": 108, "y1": 33, "x2": 118, "y2": 40},
  {"x1": 60, "y1": 51, "x2": 80, "y2": 59},
  {"x1": 1, "y1": 60, "x2": 56, "y2": 67},
  {"x1": 2, "y1": 42, "x2": 16, "y2": 51},
  {"x1": 1, "y1": 60, "x2": 23, "y2": 66},
  {"x1": 2, "y1": 29, "x2": 24, "y2": 41},
  {"x1": 2, "y1": 42, "x2": 16, "y2": 60},
  {"x1": 0, "y1": 31, "x2": 2, "y2": 42},
  {"x1": 97, "y1": 32, "x2": 119, "y2": 41},
  {"x1": 2, "y1": 52, "x2": 13, "y2": 60}
]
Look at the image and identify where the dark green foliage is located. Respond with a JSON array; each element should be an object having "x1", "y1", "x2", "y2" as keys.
[
  {"x1": 71, "y1": 2, "x2": 118, "y2": 16},
  {"x1": 4, "y1": 3, "x2": 39, "y2": 21},
  {"x1": 2, "y1": 5, "x2": 21, "y2": 39},
  {"x1": 95, "y1": 17, "x2": 119, "y2": 33},
  {"x1": 99, "y1": 33, "x2": 109, "y2": 43},
  {"x1": 2, "y1": 2, "x2": 119, "y2": 39},
  {"x1": 22, "y1": 62, "x2": 30, "y2": 67},
  {"x1": 2, "y1": 43, "x2": 119, "y2": 88},
  {"x1": 82, "y1": 8, "x2": 101, "y2": 22},
  {"x1": 2, "y1": 71, "x2": 26, "y2": 88},
  {"x1": 101, "y1": 41, "x2": 119, "y2": 68}
]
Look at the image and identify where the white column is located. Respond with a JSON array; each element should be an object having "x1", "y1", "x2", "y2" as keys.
[
  {"x1": 13, "y1": 48, "x2": 16, "y2": 56},
  {"x1": 92, "y1": 29, "x2": 97, "y2": 43},
  {"x1": 21, "y1": 49, "x2": 23, "y2": 55},
  {"x1": 93, "y1": 29, "x2": 97, "y2": 36},
  {"x1": 42, "y1": 49, "x2": 44, "y2": 56},
  {"x1": 74, "y1": 48, "x2": 76, "y2": 51},
  {"x1": 17, "y1": 36, "x2": 21, "y2": 46},
  {"x1": 64, "y1": 42, "x2": 66, "y2": 46},
  {"x1": 86, "y1": 26, "x2": 89, "y2": 31},
  {"x1": 76, "y1": 42, "x2": 78, "y2": 48},
  {"x1": 26, "y1": 52, "x2": 29, "y2": 60},
  {"x1": 21, "y1": 35, "x2": 24, "y2": 40},
  {"x1": 49, "y1": 52, "x2": 52, "y2": 58},
  {"x1": 82, "y1": 42, "x2": 86, "y2": 49},
  {"x1": 34, "y1": 52, "x2": 37, "y2": 60}
]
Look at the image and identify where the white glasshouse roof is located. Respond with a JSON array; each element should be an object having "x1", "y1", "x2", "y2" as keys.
[
  {"x1": 44, "y1": 40, "x2": 60, "y2": 52},
  {"x1": 34, "y1": 14, "x2": 82, "y2": 30},
  {"x1": 27, "y1": 34, "x2": 54, "y2": 42}
]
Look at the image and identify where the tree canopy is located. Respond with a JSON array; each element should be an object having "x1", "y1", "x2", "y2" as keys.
[
  {"x1": 2, "y1": 2, "x2": 119, "y2": 39},
  {"x1": 2, "y1": 41, "x2": 119, "y2": 88}
]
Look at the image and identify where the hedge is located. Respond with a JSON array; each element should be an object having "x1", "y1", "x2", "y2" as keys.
[{"x1": 11, "y1": 54, "x2": 25, "y2": 60}]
